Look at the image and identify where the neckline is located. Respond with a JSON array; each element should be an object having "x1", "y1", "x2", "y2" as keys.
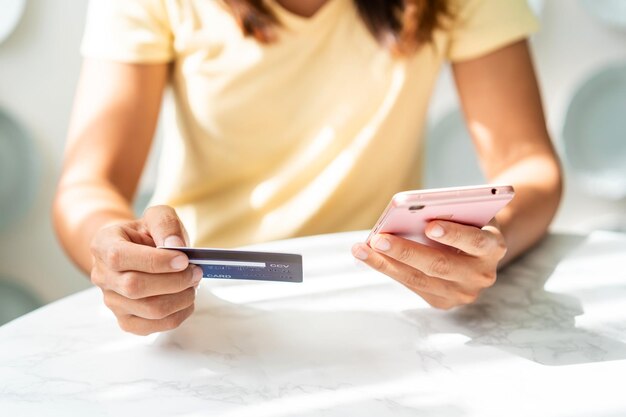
[{"x1": 265, "y1": 0, "x2": 345, "y2": 31}]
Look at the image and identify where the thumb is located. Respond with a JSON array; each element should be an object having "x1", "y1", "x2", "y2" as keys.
[{"x1": 143, "y1": 205, "x2": 188, "y2": 247}]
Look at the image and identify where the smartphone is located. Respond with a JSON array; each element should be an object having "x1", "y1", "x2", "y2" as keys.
[{"x1": 366, "y1": 184, "x2": 515, "y2": 247}]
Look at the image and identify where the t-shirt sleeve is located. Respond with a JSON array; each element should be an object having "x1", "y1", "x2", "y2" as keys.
[
  {"x1": 446, "y1": 0, "x2": 539, "y2": 62},
  {"x1": 81, "y1": 0, "x2": 174, "y2": 63}
]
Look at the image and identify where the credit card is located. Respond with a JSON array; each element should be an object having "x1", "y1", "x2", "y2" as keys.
[{"x1": 158, "y1": 247, "x2": 303, "y2": 283}]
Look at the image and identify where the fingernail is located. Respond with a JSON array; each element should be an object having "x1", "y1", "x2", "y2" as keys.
[
  {"x1": 353, "y1": 258, "x2": 369, "y2": 271},
  {"x1": 428, "y1": 224, "x2": 445, "y2": 238},
  {"x1": 171, "y1": 255, "x2": 188, "y2": 270},
  {"x1": 352, "y1": 245, "x2": 369, "y2": 261},
  {"x1": 192, "y1": 266, "x2": 203, "y2": 284},
  {"x1": 372, "y1": 235, "x2": 391, "y2": 251},
  {"x1": 164, "y1": 235, "x2": 185, "y2": 247}
]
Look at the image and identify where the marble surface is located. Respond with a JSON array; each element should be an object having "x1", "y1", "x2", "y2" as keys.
[{"x1": 1, "y1": 230, "x2": 626, "y2": 416}]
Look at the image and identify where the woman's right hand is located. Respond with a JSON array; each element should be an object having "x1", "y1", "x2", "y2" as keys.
[{"x1": 89, "y1": 205, "x2": 203, "y2": 336}]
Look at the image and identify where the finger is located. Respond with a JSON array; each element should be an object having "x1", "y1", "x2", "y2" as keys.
[
  {"x1": 352, "y1": 243, "x2": 460, "y2": 299},
  {"x1": 117, "y1": 304, "x2": 195, "y2": 336},
  {"x1": 143, "y1": 205, "x2": 188, "y2": 247},
  {"x1": 367, "y1": 234, "x2": 473, "y2": 283},
  {"x1": 424, "y1": 220, "x2": 505, "y2": 257},
  {"x1": 96, "y1": 240, "x2": 190, "y2": 273},
  {"x1": 96, "y1": 221, "x2": 155, "y2": 247},
  {"x1": 111, "y1": 266, "x2": 203, "y2": 299},
  {"x1": 105, "y1": 287, "x2": 196, "y2": 320}
]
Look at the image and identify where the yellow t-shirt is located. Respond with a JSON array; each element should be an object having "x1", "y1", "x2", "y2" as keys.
[{"x1": 81, "y1": 0, "x2": 538, "y2": 247}]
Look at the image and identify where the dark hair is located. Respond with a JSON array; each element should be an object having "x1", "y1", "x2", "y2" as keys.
[{"x1": 223, "y1": 0, "x2": 452, "y2": 54}]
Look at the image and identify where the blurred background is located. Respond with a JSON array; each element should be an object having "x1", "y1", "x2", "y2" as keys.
[{"x1": 0, "y1": 0, "x2": 625, "y2": 324}]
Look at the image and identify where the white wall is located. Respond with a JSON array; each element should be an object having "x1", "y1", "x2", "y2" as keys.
[
  {"x1": 0, "y1": 0, "x2": 90, "y2": 302},
  {"x1": 0, "y1": 0, "x2": 625, "y2": 304}
]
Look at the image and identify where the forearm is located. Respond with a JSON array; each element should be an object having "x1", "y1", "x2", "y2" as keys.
[
  {"x1": 492, "y1": 153, "x2": 563, "y2": 266},
  {"x1": 53, "y1": 181, "x2": 135, "y2": 274},
  {"x1": 54, "y1": 60, "x2": 168, "y2": 274},
  {"x1": 450, "y1": 40, "x2": 563, "y2": 265}
]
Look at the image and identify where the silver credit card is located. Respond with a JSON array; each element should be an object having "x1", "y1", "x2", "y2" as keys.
[{"x1": 158, "y1": 247, "x2": 303, "y2": 283}]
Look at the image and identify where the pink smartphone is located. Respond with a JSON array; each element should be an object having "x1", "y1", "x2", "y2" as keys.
[{"x1": 366, "y1": 184, "x2": 515, "y2": 247}]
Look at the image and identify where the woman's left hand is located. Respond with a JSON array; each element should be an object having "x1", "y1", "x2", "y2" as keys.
[{"x1": 351, "y1": 219, "x2": 507, "y2": 309}]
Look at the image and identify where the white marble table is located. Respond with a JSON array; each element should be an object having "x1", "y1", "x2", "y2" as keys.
[{"x1": 1, "y1": 230, "x2": 626, "y2": 416}]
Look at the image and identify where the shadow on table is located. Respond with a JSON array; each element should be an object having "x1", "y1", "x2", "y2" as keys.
[
  {"x1": 155, "y1": 232, "x2": 626, "y2": 398},
  {"x1": 402, "y1": 233, "x2": 626, "y2": 366}
]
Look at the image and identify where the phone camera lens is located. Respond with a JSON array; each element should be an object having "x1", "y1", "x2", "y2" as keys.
[
  {"x1": 491, "y1": 188, "x2": 497, "y2": 195},
  {"x1": 409, "y1": 205, "x2": 425, "y2": 211}
]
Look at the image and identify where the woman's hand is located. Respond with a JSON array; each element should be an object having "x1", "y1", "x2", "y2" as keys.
[
  {"x1": 90, "y1": 205, "x2": 202, "y2": 335},
  {"x1": 351, "y1": 219, "x2": 507, "y2": 309}
]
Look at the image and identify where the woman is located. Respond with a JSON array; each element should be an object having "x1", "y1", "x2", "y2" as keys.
[{"x1": 54, "y1": 0, "x2": 562, "y2": 335}]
